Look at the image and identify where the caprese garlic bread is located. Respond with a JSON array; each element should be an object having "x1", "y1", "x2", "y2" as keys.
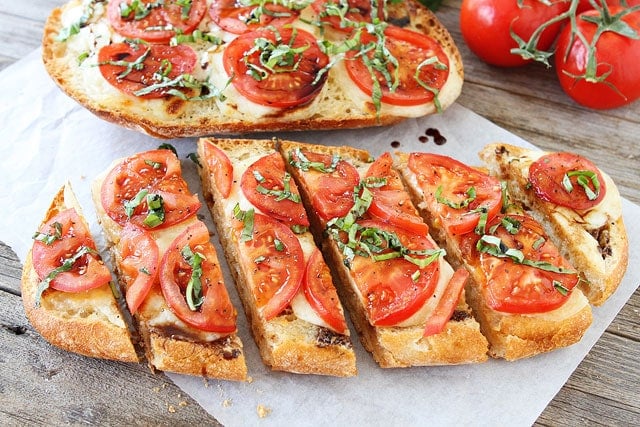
[
  {"x1": 21, "y1": 183, "x2": 138, "y2": 362},
  {"x1": 479, "y1": 143, "x2": 628, "y2": 306},
  {"x1": 279, "y1": 140, "x2": 489, "y2": 368},
  {"x1": 395, "y1": 152, "x2": 593, "y2": 360},
  {"x1": 41, "y1": 0, "x2": 463, "y2": 138},
  {"x1": 92, "y1": 148, "x2": 247, "y2": 381},
  {"x1": 196, "y1": 138, "x2": 357, "y2": 377}
]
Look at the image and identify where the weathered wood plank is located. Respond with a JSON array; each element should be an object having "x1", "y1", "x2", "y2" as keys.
[{"x1": 0, "y1": 289, "x2": 221, "y2": 426}]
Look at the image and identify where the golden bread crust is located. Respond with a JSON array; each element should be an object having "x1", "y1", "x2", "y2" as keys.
[
  {"x1": 42, "y1": 0, "x2": 462, "y2": 138},
  {"x1": 479, "y1": 143, "x2": 629, "y2": 306},
  {"x1": 197, "y1": 137, "x2": 357, "y2": 377},
  {"x1": 21, "y1": 184, "x2": 138, "y2": 362},
  {"x1": 279, "y1": 139, "x2": 489, "y2": 367}
]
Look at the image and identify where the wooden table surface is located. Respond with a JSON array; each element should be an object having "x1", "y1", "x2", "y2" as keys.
[{"x1": 1, "y1": 1, "x2": 638, "y2": 425}]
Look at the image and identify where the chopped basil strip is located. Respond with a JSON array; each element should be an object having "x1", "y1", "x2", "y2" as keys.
[
  {"x1": 176, "y1": 0, "x2": 193, "y2": 20},
  {"x1": 473, "y1": 207, "x2": 489, "y2": 235},
  {"x1": 181, "y1": 245, "x2": 205, "y2": 311},
  {"x1": 123, "y1": 189, "x2": 165, "y2": 227},
  {"x1": 562, "y1": 170, "x2": 600, "y2": 201},
  {"x1": 144, "y1": 159, "x2": 162, "y2": 169},
  {"x1": 170, "y1": 29, "x2": 223, "y2": 46},
  {"x1": 233, "y1": 204, "x2": 255, "y2": 242},
  {"x1": 289, "y1": 148, "x2": 340, "y2": 173},
  {"x1": 532, "y1": 237, "x2": 546, "y2": 250},
  {"x1": 255, "y1": 171, "x2": 301, "y2": 203},
  {"x1": 553, "y1": 280, "x2": 569, "y2": 296},
  {"x1": 143, "y1": 194, "x2": 165, "y2": 228},
  {"x1": 57, "y1": 0, "x2": 99, "y2": 41},
  {"x1": 119, "y1": 0, "x2": 163, "y2": 21},
  {"x1": 139, "y1": 266, "x2": 151, "y2": 275},
  {"x1": 499, "y1": 216, "x2": 521, "y2": 235},
  {"x1": 158, "y1": 143, "x2": 178, "y2": 156},
  {"x1": 35, "y1": 245, "x2": 98, "y2": 307},
  {"x1": 187, "y1": 152, "x2": 202, "y2": 167},
  {"x1": 274, "y1": 238, "x2": 285, "y2": 251},
  {"x1": 254, "y1": 255, "x2": 266, "y2": 264},
  {"x1": 291, "y1": 224, "x2": 308, "y2": 234},
  {"x1": 32, "y1": 222, "x2": 63, "y2": 245},
  {"x1": 476, "y1": 235, "x2": 576, "y2": 274},
  {"x1": 124, "y1": 189, "x2": 149, "y2": 219},
  {"x1": 435, "y1": 185, "x2": 476, "y2": 209},
  {"x1": 414, "y1": 56, "x2": 447, "y2": 113}
]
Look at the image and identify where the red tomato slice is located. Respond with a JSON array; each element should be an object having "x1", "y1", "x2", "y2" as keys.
[
  {"x1": 32, "y1": 209, "x2": 111, "y2": 293},
  {"x1": 210, "y1": 0, "x2": 299, "y2": 34},
  {"x1": 422, "y1": 268, "x2": 468, "y2": 337},
  {"x1": 289, "y1": 149, "x2": 360, "y2": 221},
  {"x1": 350, "y1": 220, "x2": 440, "y2": 326},
  {"x1": 303, "y1": 248, "x2": 348, "y2": 334},
  {"x1": 200, "y1": 140, "x2": 233, "y2": 199},
  {"x1": 98, "y1": 43, "x2": 197, "y2": 99},
  {"x1": 311, "y1": 0, "x2": 384, "y2": 32},
  {"x1": 100, "y1": 149, "x2": 201, "y2": 230},
  {"x1": 478, "y1": 215, "x2": 579, "y2": 314},
  {"x1": 345, "y1": 25, "x2": 450, "y2": 106},
  {"x1": 529, "y1": 152, "x2": 606, "y2": 210},
  {"x1": 108, "y1": 0, "x2": 207, "y2": 43},
  {"x1": 159, "y1": 221, "x2": 236, "y2": 333},
  {"x1": 118, "y1": 224, "x2": 159, "y2": 314},
  {"x1": 241, "y1": 153, "x2": 309, "y2": 228},
  {"x1": 235, "y1": 213, "x2": 304, "y2": 320},
  {"x1": 223, "y1": 27, "x2": 330, "y2": 108},
  {"x1": 408, "y1": 153, "x2": 502, "y2": 236},
  {"x1": 365, "y1": 152, "x2": 428, "y2": 235}
]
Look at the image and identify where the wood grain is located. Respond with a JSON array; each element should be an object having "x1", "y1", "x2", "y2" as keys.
[{"x1": 0, "y1": 0, "x2": 638, "y2": 425}]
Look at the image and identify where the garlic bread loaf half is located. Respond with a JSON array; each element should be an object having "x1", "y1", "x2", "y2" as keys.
[
  {"x1": 196, "y1": 137, "x2": 357, "y2": 377},
  {"x1": 21, "y1": 182, "x2": 138, "y2": 362},
  {"x1": 479, "y1": 143, "x2": 628, "y2": 306},
  {"x1": 42, "y1": 0, "x2": 463, "y2": 138},
  {"x1": 279, "y1": 140, "x2": 489, "y2": 368}
]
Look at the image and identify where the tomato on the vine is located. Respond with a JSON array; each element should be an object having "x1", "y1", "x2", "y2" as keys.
[
  {"x1": 460, "y1": 0, "x2": 570, "y2": 67},
  {"x1": 555, "y1": 5, "x2": 640, "y2": 109}
]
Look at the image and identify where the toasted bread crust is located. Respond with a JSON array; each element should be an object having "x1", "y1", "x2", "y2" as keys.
[
  {"x1": 479, "y1": 143, "x2": 629, "y2": 306},
  {"x1": 394, "y1": 151, "x2": 593, "y2": 361},
  {"x1": 21, "y1": 184, "x2": 138, "y2": 362},
  {"x1": 91, "y1": 155, "x2": 248, "y2": 381},
  {"x1": 42, "y1": 0, "x2": 462, "y2": 138},
  {"x1": 197, "y1": 137, "x2": 357, "y2": 377},
  {"x1": 279, "y1": 140, "x2": 489, "y2": 367}
]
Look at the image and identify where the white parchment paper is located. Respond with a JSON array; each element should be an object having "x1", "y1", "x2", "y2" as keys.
[{"x1": 1, "y1": 50, "x2": 638, "y2": 426}]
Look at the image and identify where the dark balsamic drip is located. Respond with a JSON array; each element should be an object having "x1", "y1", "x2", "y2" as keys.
[
  {"x1": 418, "y1": 136, "x2": 428, "y2": 143},
  {"x1": 425, "y1": 128, "x2": 447, "y2": 145},
  {"x1": 390, "y1": 140, "x2": 401, "y2": 148}
]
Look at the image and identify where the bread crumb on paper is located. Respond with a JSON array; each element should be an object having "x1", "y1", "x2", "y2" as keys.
[
  {"x1": 257, "y1": 404, "x2": 271, "y2": 418},
  {"x1": 168, "y1": 404, "x2": 176, "y2": 414},
  {"x1": 222, "y1": 399, "x2": 232, "y2": 408}
]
